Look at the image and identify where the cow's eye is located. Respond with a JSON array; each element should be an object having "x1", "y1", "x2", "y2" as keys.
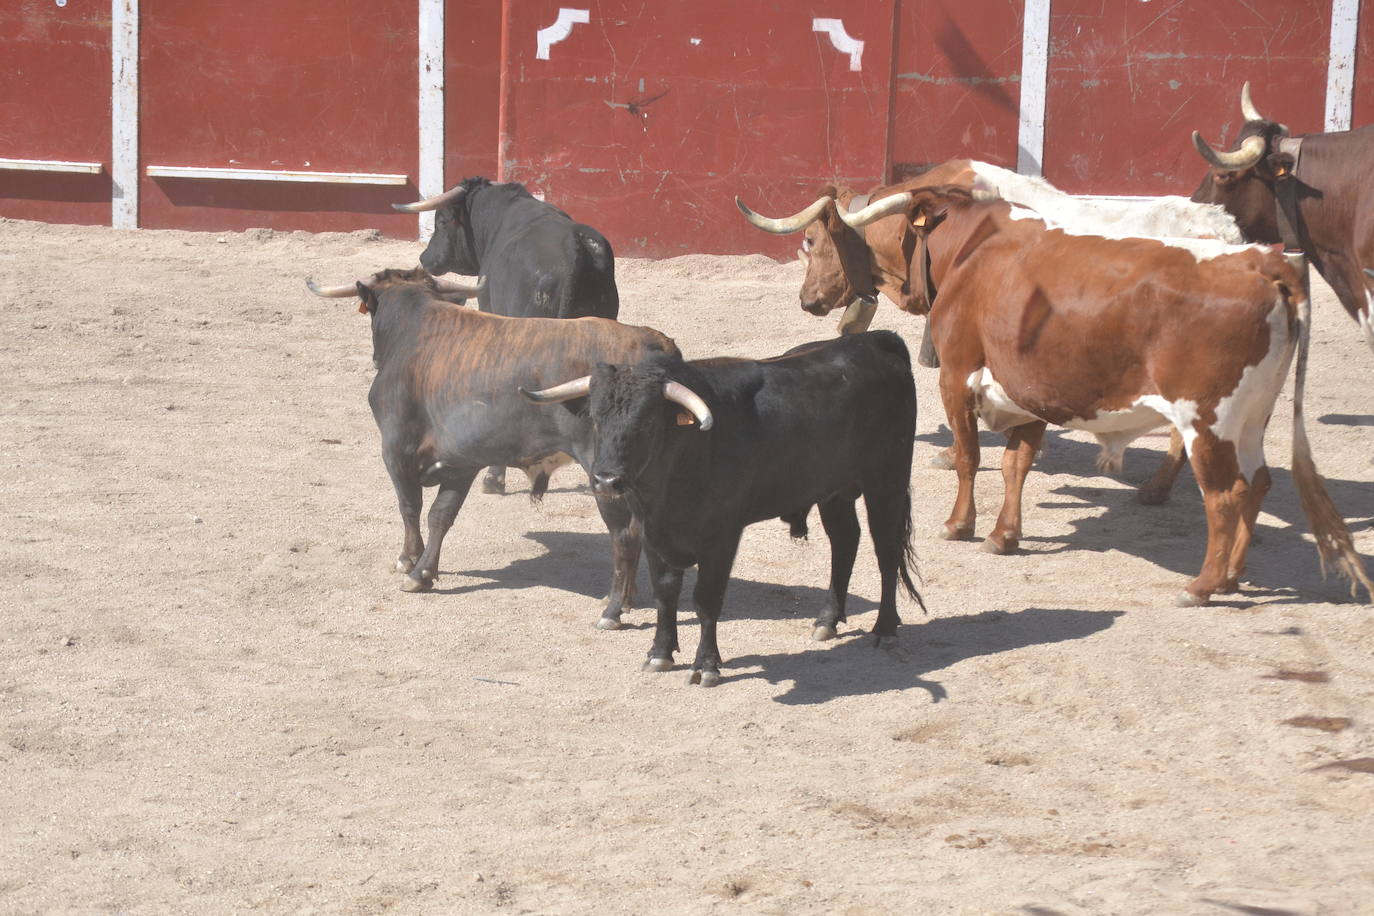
[{"x1": 802, "y1": 237, "x2": 814, "y2": 251}]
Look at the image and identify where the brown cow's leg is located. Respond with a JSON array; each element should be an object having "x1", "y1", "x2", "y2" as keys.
[
  {"x1": 1137, "y1": 428, "x2": 1188, "y2": 505},
  {"x1": 985, "y1": 420, "x2": 1047, "y2": 555},
  {"x1": 1179, "y1": 434, "x2": 1245, "y2": 606},
  {"x1": 1221, "y1": 464, "x2": 1271, "y2": 593},
  {"x1": 937, "y1": 370, "x2": 979, "y2": 541}
]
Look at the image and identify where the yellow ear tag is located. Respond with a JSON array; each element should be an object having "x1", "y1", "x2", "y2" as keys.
[
  {"x1": 912, "y1": 213, "x2": 928, "y2": 228},
  {"x1": 676, "y1": 411, "x2": 695, "y2": 426}
]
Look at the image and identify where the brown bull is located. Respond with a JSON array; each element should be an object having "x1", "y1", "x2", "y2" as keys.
[
  {"x1": 737, "y1": 160, "x2": 1241, "y2": 504},
  {"x1": 306, "y1": 268, "x2": 677, "y2": 628},
  {"x1": 829, "y1": 185, "x2": 1370, "y2": 606},
  {"x1": 1192, "y1": 82, "x2": 1374, "y2": 353}
]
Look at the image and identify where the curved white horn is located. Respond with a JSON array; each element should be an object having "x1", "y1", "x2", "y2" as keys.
[
  {"x1": 1240, "y1": 81, "x2": 1264, "y2": 123},
  {"x1": 305, "y1": 278, "x2": 362, "y2": 298},
  {"x1": 520, "y1": 376, "x2": 591, "y2": 404},
  {"x1": 663, "y1": 381, "x2": 713, "y2": 431},
  {"x1": 431, "y1": 275, "x2": 487, "y2": 296},
  {"x1": 838, "y1": 192, "x2": 915, "y2": 228},
  {"x1": 736, "y1": 196, "x2": 832, "y2": 234},
  {"x1": 1191, "y1": 132, "x2": 1267, "y2": 171},
  {"x1": 392, "y1": 184, "x2": 468, "y2": 213}
]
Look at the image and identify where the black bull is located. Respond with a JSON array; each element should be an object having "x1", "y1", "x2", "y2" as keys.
[
  {"x1": 327, "y1": 268, "x2": 675, "y2": 627},
  {"x1": 524, "y1": 331, "x2": 925, "y2": 687},
  {"x1": 395, "y1": 177, "x2": 621, "y2": 493}
]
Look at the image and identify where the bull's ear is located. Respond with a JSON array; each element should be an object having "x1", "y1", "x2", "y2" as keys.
[
  {"x1": 355, "y1": 282, "x2": 377, "y2": 315},
  {"x1": 1265, "y1": 151, "x2": 1297, "y2": 178}
]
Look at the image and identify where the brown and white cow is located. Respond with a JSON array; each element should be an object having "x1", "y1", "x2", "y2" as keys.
[
  {"x1": 737, "y1": 160, "x2": 1242, "y2": 504},
  {"x1": 1192, "y1": 82, "x2": 1374, "y2": 354},
  {"x1": 767, "y1": 183, "x2": 1370, "y2": 606}
]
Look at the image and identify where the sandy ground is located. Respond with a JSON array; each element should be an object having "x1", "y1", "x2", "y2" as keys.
[{"x1": 1, "y1": 217, "x2": 1372, "y2": 915}]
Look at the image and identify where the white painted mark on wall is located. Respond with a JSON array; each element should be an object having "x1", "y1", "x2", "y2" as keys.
[
  {"x1": 812, "y1": 18, "x2": 863, "y2": 71},
  {"x1": 537, "y1": 8, "x2": 590, "y2": 60}
]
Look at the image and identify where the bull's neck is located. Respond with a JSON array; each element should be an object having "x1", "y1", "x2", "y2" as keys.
[{"x1": 1289, "y1": 135, "x2": 1355, "y2": 257}]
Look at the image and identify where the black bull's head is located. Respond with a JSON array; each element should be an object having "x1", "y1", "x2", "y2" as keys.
[{"x1": 520, "y1": 361, "x2": 713, "y2": 495}]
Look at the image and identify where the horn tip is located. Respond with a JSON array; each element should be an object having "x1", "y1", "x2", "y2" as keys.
[
  {"x1": 698, "y1": 416, "x2": 714, "y2": 432},
  {"x1": 305, "y1": 278, "x2": 322, "y2": 294},
  {"x1": 391, "y1": 202, "x2": 416, "y2": 213}
]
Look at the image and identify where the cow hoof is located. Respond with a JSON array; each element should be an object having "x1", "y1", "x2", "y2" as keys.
[
  {"x1": 873, "y1": 633, "x2": 899, "y2": 649},
  {"x1": 1175, "y1": 590, "x2": 1210, "y2": 608},
  {"x1": 596, "y1": 616, "x2": 623, "y2": 631},
  {"x1": 938, "y1": 526, "x2": 973, "y2": 541},
  {"x1": 642, "y1": 656, "x2": 673, "y2": 673},
  {"x1": 1136, "y1": 486, "x2": 1169, "y2": 506},
  {"x1": 688, "y1": 669, "x2": 720, "y2": 687},
  {"x1": 929, "y1": 449, "x2": 956, "y2": 470},
  {"x1": 481, "y1": 480, "x2": 505, "y2": 495},
  {"x1": 400, "y1": 573, "x2": 433, "y2": 593},
  {"x1": 812, "y1": 624, "x2": 838, "y2": 642},
  {"x1": 983, "y1": 532, "x2": 1016, "y2": 554},
  {"x1": 394, "y1": 557, "x2": 416, "y2": 574}
]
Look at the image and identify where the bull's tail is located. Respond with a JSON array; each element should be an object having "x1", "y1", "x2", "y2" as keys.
[
  {"x1": 898, "y1": 488, "x2": 928, "y2": 614},
  {"x1": 1285, "y1": 259, "x2": 1374, "y2": 599}
]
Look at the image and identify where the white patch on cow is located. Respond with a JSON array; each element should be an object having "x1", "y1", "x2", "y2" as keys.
[
  {"x1": 966, "y1": 368, "x2": 1042, "y2": 434},
  {"x1": 968, "y1": 367, "x2": 1201, "y2": 473},
  {"x1": 1207, "y1": 298, "x2": 1296, "y2": 482},
  {"x1": 969, "y1": 161, "x2": 1259, "y2": 262}
]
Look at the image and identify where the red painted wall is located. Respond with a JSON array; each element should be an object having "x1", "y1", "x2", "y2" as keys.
[
  {"x1": 138, "y1": 0, "x2": 420, "y2": 235},
  {"x1": 443, "y1": 0, "x2": 501, "y2": 187},
  {"x1": 1044, "y1": 0, "x2": 1330, "y2": 195},
  {"x1": 0, "y1": 0, "x2": 112, "y2": 226},
  {"x1": 891, "y1": 0, "x2": 1023, "y2": 179},
  {"x1": 1352, "y1": 0, "x2": 1374, "y2": 126},
  {"x1": 497, "y1": 1, "x2": 895, "y2": 258}
]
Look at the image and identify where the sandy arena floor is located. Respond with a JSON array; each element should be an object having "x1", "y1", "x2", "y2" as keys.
[{"x1": 2, "y1": 217, "x2": 1372, "y2": 914}]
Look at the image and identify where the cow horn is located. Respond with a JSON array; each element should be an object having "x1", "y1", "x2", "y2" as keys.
[
  {"x1": 520, "y1": 376, "x2": 591, "y2": 404},
  {"x1": 736, "y1": 196, "x2": 832, "y2": 234},
  {"x1": 839, "y1": 192, "x2": 915, "y2": 228},
  {"x1": 430, "y1": 275, "x2": 487, "y2": 296},
  {"x1": 1240, "y1": 81, "x2": 1264, "y2": 123},
  {"x1": 1191, "y1": 132, "x2": 1267, "y2": 171},
  {"x1": 392, "y1": 184, "x2": 468, "y2": 213},
  {"x1": 663, "y1": 381, "x2": 713, "y2": 431},
  {"x1": 305, "y1": 278, "x2": 362, "y2": 298}
]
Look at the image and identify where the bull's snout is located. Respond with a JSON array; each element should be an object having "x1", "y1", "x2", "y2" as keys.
[
  {"x1": 801, "y1": 299, "x2": 831, "y2": 316},
  {"x1": 592, "y1": 471, "x2": 626, "y2": 495}
]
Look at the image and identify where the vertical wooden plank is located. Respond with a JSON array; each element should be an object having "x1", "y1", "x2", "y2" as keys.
[
  {"x1": 418, "y1": 0, "x2": 445, "y2": 240},
  {"x1": 111, "y1": 0, "x2": 138, "y2": 229},
  {"x1": 1327, "y1": 0, "x2": 1359, "y2": 131},
  {"x1": 1017, "y1": 0, "x2": 1050, "y2": 177}
]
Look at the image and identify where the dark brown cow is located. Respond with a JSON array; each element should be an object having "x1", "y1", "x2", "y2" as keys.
[
  {"x1": 778, "y1": 184, "x2": 1370, "y2": 606},
  {"x1": 306, "y1": 268, "x2": 677, "y2": 628},
  {"x1": 1192, "y1": 82, "x2": 1374, "y2": 353},
  {"x1": 737, "y1": 159, "x2": 1241, "y2": 505}
]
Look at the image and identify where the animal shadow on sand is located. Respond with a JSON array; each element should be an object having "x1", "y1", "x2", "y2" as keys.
[
  {"x1": 728, "y1": 607, "x2": 1121, "y2": 705},
  {"x1": 431, "y1": 529, "x2": 863, "y2": 626},
  {"x1": 918, "y1": 426, "x2": 1374, "y2": 606}
]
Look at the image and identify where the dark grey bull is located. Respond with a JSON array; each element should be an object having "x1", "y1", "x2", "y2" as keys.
[
  {"x1": 307, "y1": 268, "x2": 675, "y2": 628},
  {"x1": 1191, "y1": 82, "x2": 1374, "y2": 354},
  {"x1": 522, "y1": 331, "x2": 925, "y2": 686},
  {"x1": 395, "y1": 177, "x2": 620, "y2": 493}
]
